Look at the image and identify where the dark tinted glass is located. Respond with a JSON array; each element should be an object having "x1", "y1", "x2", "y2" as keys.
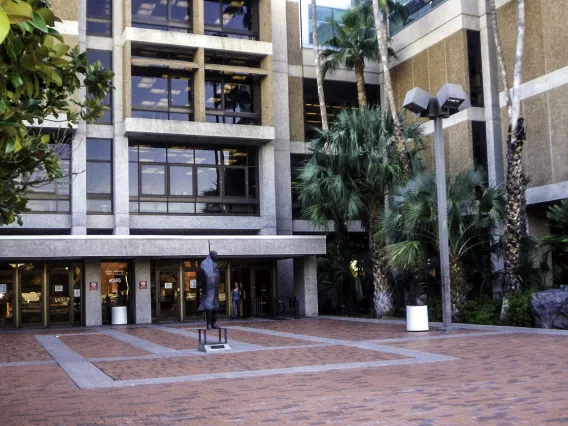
[
  {"x1": 131, "y1": 75, "x2": 168, "y2": 108},
  {"x1": 170, "y1": 78, "x2": 191, "y2": 107},
  {"x1": 88, "y1": 50, "x2": 112, "y2": 68},
  {"x1": 132, "y1": 0, "x2": 167, "y2": 21},
  {"x1": 170, "y1": 0, "x2": 191, "y2": 22},
  {"x1": 194, "y1": 149, "x2": 219, "y2": 165},
  {"x1": 223, "y1": 0, "x2": 252, "y2": 31},
  {"x1": 87, "y1": 21, "x2": 112, "y2": 37},
  {"x1": 87, "y1": 0, "x2": 111, "y2": 18},
  {"x1": 204, "y1": 0, "x2": 219, "y2": 26},
  {"x1": 223, "y1": 148, "x2": 247, "y2": 165},
  {"x1": 205, "y1": 81, "x2": 223, "y2": 109},
  {"x1": 224, "y1": 168, "x2": 246, "y2": 197},
  {"x1": 87, "y1": 139, "x2": 112, "y2": 161},
  {"x1": 129, "y1": 163, "x2": 139, "y2": 196}
]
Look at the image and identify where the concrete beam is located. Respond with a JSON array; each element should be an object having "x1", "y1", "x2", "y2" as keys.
[
  {"x1": 527, "y1": 182, "x2": 568, "y2": 205},
  {"x1": 123, "y1": 118, "x2": 275, "y2": 144}
]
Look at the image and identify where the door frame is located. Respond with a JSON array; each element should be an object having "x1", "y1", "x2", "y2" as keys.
[
  {"x1": 154, "y1": 267, "x2": 182, "y2": 322},
  {"x1": 46, "y1": 264, "x2": 74, "y2": 326}
]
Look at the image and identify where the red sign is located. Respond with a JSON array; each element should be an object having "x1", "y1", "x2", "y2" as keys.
[
  {"x1": 89, "y1": 282, "x2": 98, "y2": 291},
  {"x1": 139, "y1": 281, "x2": 148, "y2": 290}
]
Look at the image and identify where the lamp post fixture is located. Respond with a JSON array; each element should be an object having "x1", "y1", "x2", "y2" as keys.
[{"x1": 403, "y1": 83, "x2": 471, "y2": 330}]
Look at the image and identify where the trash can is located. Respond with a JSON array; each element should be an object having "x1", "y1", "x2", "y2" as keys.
[{"x1": 111, "y1": 306, "x2": 127, "y2": 325}]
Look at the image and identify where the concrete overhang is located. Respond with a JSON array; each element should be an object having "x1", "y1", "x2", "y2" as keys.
[
  {"x1": 0, "y1": 235, "x2": 326, "y2": 260},
  {"x1": 124, "y1": 118, "x2": 275, "y2": 145},
  {"x1": 123, "y1": 27, "x2": 273, "y2": 57}
]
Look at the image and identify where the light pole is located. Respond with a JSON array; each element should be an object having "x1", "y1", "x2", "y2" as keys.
[{"x1": 403, "y1": 84, "x2": 471, "y2": 330}]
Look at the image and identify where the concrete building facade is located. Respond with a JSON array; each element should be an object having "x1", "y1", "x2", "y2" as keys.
[{"x1": 0, "y1": 0, "x2": 566, "y2": 328}]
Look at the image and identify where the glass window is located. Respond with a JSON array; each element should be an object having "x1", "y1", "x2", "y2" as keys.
[
  {"x1": 131, "y1": 69, "x2": 193, "y2": 121},
  {"x1": 169, "y1": 166, "x2": 193, "y2": 196},
  {"x1": 27, "y1": 139, "x2": 71, "y2": 213},
  {"x1": 205, "y1": 72, "x2": 259, "y2": 125},
  {"x1": 87, "y1": 50, "x2": 113, "y2": 124},
  {"x1": 87, "y1": 138, "x2": 113, "y2": 214},
  {"x1": 132, "y1": 0, "x2": 192, "y2": 32},
  {"x1": 204, "y1": 0, "x2": 258, "y2": 39},
  {"x1": 87, "y1": 0, "x2": 112, "y2": 37},
  {"x1": 129, "y1": 144, "x2": 258, "y2": 215},
  {"x1": 224, "y1": 168, "x2": 246, "y2": 197},
  {"x1": 197, "y1": 167, "x2": 220, "y2": 196},
  {"x1": 141, "y1": 165, "x2": 166, "y2": 195},
  {"x1": 388, "y1": 0, "x2": 448, "y2": 36}
]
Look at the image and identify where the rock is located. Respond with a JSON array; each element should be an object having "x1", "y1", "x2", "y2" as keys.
[{"x1": 531, "y1": 288, "x2": 568, "y2": 329}]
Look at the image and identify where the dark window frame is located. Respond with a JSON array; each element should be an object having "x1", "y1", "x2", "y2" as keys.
[
  {"x1": 204, "y1": 0, "x2": 259, "y2": 40},
  {"x1": 129, "y1": 145, "x2": 259, "y2": 216},
  {"x1": 205, "y1": 73, "x2": 260, "y2": 125},
  {"x1": 131, "y1": 0, "x2": 193, "y2": 32},
  {"x1": 131, "y1": 67, "x2": 194, "y2": 121},
  {"x1": 87, "y1": 138, "x2": 113, "y2": 215}
]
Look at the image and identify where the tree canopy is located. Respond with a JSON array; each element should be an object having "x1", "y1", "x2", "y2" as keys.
[{"x1": 0, "y1": 0, "x2": 113, "y2": 225}]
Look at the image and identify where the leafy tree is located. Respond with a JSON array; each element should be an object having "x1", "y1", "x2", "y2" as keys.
[
  {"x1": 297, "y1": 107, "x2": 422, "y2": 317},
  {"x1": 382, "y1": 168, "x2": 506, "y2": 321},
  {"x1": 320, "y1": 2, "x2": 379, "y2": 109},
  {"x1": 0, "y1": 0, "x2": 113, "y2": 225}
]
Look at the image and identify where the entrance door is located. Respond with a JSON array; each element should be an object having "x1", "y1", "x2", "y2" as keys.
[
  {"x1": 254, "y1": 269, "x2": 273, "y2": 317},
  {"x1": 183, "y1": 269, "x2": 199, "y2": 319},
  {"x1": 0, "y1": 270, "x2": 15, "y2": 328},
  {"x1": 47, "y1": 265, "x2": 72, "y2": 325},
  {"x1": 156, "y1": 270, "x2": 179, "y2": 321},
  {"x1": 20, "y1": 267, "x2": 43, "y2": 326}
]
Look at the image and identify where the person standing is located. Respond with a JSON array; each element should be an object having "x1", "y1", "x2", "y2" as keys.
[{"x1": 231, "y1": 282, "x2": 241, "y2": 319}]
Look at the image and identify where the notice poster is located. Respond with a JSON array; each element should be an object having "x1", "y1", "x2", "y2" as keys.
[
  {"x1": 139, "y1": 281, "x2": 148, "y2": 290},
  {"x1": 190, "y1": 280, "x2": 197, "y2": 289},
  {"x1": 54, "y1": 285, "x2": 63, "y2": 292},
  {"x1": 89, "y1": 282, "x2": 98, "y2": 291},
  {"x1": 74, "y1": 289, "x2": 81, "y2": 298},
  {"x1": 0, "y1": 284, "x2": 6, "y2": 294},
  {"x1": 165, "y1": 282, "x2": 173, "y2": 289}
]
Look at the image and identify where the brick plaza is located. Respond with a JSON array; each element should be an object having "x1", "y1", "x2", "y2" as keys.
[{"x1": 1, "y1": 317, "x2": 567, "y2": 425}]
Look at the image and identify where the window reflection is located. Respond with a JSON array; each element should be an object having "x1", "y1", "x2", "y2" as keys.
[
  {"x1": 87, "y1": 0, "x2": 112, "y2": 36},
  {"x1": 132, "y1": 0, "x2": 192, "y2": 32},
  {"x1": 204, "y1": 0, "x2": 258, "y2": 39},
  {"x1": 27, "y1": 138, "x2": 71, "y2": 213},
  {"x1": 132, "y1": 68, "x2": 193, "y2": 121},
  {"x1": 87, "y1": 50, "x2": 113, "y2": 124},
  {"x1": 205, "y1": 72, "x2": 259, "y2": 125},
  {"x1": 129, "y1": 145, "x2": 258, "y2": 215}
]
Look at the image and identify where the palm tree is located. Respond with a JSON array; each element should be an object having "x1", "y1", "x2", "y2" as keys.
[
  {"x1": 311, "y1": 0, "x2": 328, "y2": 130},
  {"x1": 487, "y1": 0, "x2": 527, "y2": 318},
  {"x1": 320, "y1": 2, "x2": 378, "y2": 109},
  {"x1": 368, "y1": 0, "x2": 411, "y2": 175},
  {"x1": 297, "y1": 107, "x2": 422, "y2": 317},
  {"x1": 382, "y1": 168, "x2": 506, "y2": 321}
]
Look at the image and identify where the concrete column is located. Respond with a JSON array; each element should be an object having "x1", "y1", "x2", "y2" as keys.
[
  {"x1": 133, "y1": 259, "x2": 152, "y2": 324},
  {"x1": 84, "y1": 259, "x2": 102, "y2": 326},
  {"x1": 71, "y1": 0, "x2": 88, "y2": 235},
  {"x1": 259, "y1": 142, "x2": 277, "y2": 235},
  {"x1": 194, "y1": 48, "x2": 206, "y2": 122},
  {"x1": 293, "y1": 255, "x2": 318, "y2": 317},
  {"x1": 193, "y1": 0, "x2": 204, "y2": 34},
  {"x1": 112, "y1": 1, "x2": 129, "y2": 235}
]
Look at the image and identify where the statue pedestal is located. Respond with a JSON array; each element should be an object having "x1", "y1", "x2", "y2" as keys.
[{"x1": 198, "y1": 328, "x2": 231, "y2": 353}]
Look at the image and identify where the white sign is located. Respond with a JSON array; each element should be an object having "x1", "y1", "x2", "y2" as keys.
[
  {"x1": 0, "y1": 284, "x2": 6, "y2": 294},
  {"x1": 109, "y1": 278, "x2": 122, "y2": 283},
  {"x1": 190, "y1": 279, "x2": 197, "y2": 289},
  {"x1": 54, "y1": 285, "x2": 63, "y2": 292},
  {"x1": 74, "y1": 289, "x2": 81, "y2": 298},
  {"x1": 164, "y1": 282, "x2": 173, "y2": 289}
]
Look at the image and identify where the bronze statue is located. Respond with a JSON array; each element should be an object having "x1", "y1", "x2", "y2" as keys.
[{"x1": 198, "y1": 251, "x2": 220, "y2": 329}]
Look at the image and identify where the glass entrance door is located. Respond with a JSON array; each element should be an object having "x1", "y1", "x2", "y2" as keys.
[
  {"x1": 20, "y1": 266, "x2": 44, "y2": 326},
  {"x1": 47, "y1": 265, "x2": 71, "y2": 325},
  {"x1": 183, "y1": 269, "x2": 199, "y2": 319},
  {"x1": 157, "y1": 270, "x2": 179, "y2": 321},
  {"x1": 0, "y1": 270, "x2": 15, "y2": 328},
  {"x1": 254, "y1": 268, "x2": 273, "y2": 316}
]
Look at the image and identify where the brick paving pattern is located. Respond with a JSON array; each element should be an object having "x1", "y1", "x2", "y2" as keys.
[
  {"x1": 121, "y1": 327, "x2": 198, "y2": 350},
  {"x1": 224, "y1": 328, "x2": 317, "y2": 346},
  {"x1": 95, "y1": 345, "x2": 405, "y2": 380},
  {"x1": 0, "y1": 333, "x2": 52, "y2": 362},
  {"x1": 1, "y1": 318, "x2": 567, "y2": 425},
  {"x1": 59, "y1": 333, "x2": 150, "y2": 358}
]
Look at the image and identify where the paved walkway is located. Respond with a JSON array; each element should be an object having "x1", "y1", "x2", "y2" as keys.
[{"x1": 1, "y1": 317, "x2": 567, "y2": 425}]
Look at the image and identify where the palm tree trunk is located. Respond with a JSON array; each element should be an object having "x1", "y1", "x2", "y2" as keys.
[
  {"x1": 450, "y1": 254, "x2": 468, "y2": 322},
  {"x1": 354, "y1": 58, "x2": 367, "y2": 110},
  {"x1": 502, "y1": 0, "x2": 526, "y2": 320},
  {"x1": 370, "y1": 0, "x2": 410, "y2": 175},
  {"x1": 311, "y1": 0, "x2": 328, "y2": 131},
  {"x1": 369, "y1": 205, "x2": 394, "y2": 317}
]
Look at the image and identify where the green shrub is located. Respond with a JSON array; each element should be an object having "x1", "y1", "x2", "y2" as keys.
[
  {"x1": 427, "y1": 296, "x2": 443, "y2": 322},
  {"x1": 464, "y1": 297, "x2": 501, "y2": 325},
  {"x1": 502, "y1": 290, "x2": 535, "y2": 327}
]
